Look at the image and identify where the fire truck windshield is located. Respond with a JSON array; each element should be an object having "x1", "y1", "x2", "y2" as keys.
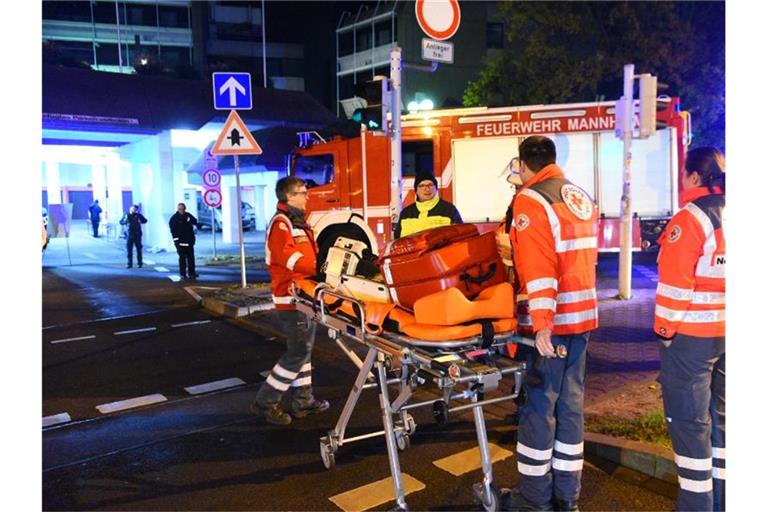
[{"x1": 291, "y1": 153, "x2": 335, "y2": 188}]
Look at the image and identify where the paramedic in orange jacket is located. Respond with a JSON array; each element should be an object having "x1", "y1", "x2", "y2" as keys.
[
  {"x1": 655, "y1": 147, "x2": 725, "y2": 512},
  {"x1": 250, "y1": 176, "x2": 330, "y2": 425},
  {"x1": 502, "y1": 136, "x2": 598, "y2": 512}
]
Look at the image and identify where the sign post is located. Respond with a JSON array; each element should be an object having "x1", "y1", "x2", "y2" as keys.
[
  {"x1": 210, "y1": 98, "x2": 262, "y2": 288},
  {"x1": 202, "y1": 158, "x2": 222, "y2": 259},
  {"x1": 617, "y1": 64, "x2": 635, "y2": 299}
]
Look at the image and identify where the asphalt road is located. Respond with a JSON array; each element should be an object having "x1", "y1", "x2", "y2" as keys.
[{"x1": 42, "y1": 253, "x2": 675, "y2": 511}]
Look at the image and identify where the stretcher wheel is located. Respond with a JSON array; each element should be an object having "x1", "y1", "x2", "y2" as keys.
[
  {"x1": 432, "y1": 400, "x2": 449, "y2": 425},
  {"x1": 320, "y1": 436, "x2": 336, "y2": 469},
  {"x1": 473, "y1": 483, "x2": 501, "y2": 512},
  {"x1": 396, "y1": 431, "x2": 410, "y2": 451},
  {"x1": 404, "y1": 413, "x2": 416, "y2": 435}
]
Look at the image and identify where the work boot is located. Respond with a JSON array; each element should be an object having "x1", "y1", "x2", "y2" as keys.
[
  {"x1": 499, "y1": 488, "x2": 554, "y2": 511},
  {"x1": 126, "y1": 264, "x2": 132, "y2": 269},
  {"x1": 292, "y1": 399, "x2": 330, "y2": 418},
  {"x1": 552, "y1": 499, "x2": 579, "y2": 512},
  {"x1": 250, "y1": 402, "x2": 292, "y2": 425}
]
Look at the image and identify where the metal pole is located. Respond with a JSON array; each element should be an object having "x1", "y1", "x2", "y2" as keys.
[
  {"x1": 618, "y1": 64, "x2": 635, "y2": 299},
  {"x1": 389, "y1": 46, "x2": 403, "y2": 231},
  {"x1": 235, "y1": 155, "x2": 247, "y2": 288},
  {"x1": 115, "y1": 0, "x2": 123, "y2": 73},
  {"x1": 361, "y1": 124, "x2": 369, "y2": 222},
  {"x1": 90, "y1": 1, "x2": 98, "y2": 68},
  {"x1": 212, "y1": 209, "x2": 218, "y2": 259},
  {"x1": 261, "y1": 0, "x2": 267, "y2": 88}
]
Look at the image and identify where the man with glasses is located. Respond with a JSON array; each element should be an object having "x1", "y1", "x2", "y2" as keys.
[
  {"x1": 250, "y1": 176, "x2": 330, "y2": 425},
  {"x1": 394, "y1": 169, "x2": 463, "y2": 238}
]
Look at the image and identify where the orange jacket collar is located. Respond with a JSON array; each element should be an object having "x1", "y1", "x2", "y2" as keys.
[
  {"x1": 681, "y1": 186, "x2": 724, "y2": 205},
  {"x1": 519, "y1": 164, "x2": 565, "y2": 191}
]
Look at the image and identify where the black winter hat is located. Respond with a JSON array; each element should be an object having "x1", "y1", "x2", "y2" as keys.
[{"x1": 414, "y1": 170, "x2": 438, "y2": 188}]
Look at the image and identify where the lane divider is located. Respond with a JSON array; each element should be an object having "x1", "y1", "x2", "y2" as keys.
[
  {"x1": 432, "y1": 443, "x2": 514, "y2": 476},
  {"x1": 171, "y1": 320, "x2": 212, "y2": 328},
  {"x1": 329, "y1": 474, "x2": 425, "y2": 512},
  {"x1": 184, "y1": 377, "x2": 246, "y2": 395},
  {"x1": 43, "y1": 412, "x2": 72, "y2": 428},
  {"x1": 50, "y1": 335, "x2": 96, "y2": 345},
  {"x1": 96, "y1": 394, "x2": 167, "y2": 414},
  {"x1": 114, "y1": 327, "x2": 157, "y2": 336},
  {"x1": 143, "y1": 259, "x2": 156, "y2": 265}
]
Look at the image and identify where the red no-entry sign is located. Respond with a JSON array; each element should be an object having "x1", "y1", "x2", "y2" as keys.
[
  {"x1": 415, "y1": 0, "x2": 461, "y2": 41},
  {"x1": 203, "y1": 189, "x2": 222, "y2": 208}
]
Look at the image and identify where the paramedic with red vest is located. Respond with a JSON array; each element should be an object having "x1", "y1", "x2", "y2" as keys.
[
  {"x1": 250, "y1": 176, "x2": 330, "y2": 425},
  {"x1": 655, "y1": 147, "x2": 725, "y2": 512},
  {"x1": 503, "y1": 135, "x2": 598, "y2": 512}
]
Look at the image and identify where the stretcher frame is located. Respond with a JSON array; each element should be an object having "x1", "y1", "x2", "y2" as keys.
[{"x1": 293, "y1": 285, "x2": 532, "y2": 511}]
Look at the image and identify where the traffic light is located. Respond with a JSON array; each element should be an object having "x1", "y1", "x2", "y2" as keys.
[
  {"x1": 638, "y1": 73, "x2": 658, "y2": 139},
  {"x1": 351, "y1": 77, "x2": 391, "y2": 134}
]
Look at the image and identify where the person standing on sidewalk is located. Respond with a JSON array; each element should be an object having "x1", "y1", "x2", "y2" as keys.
[
  {"x1": 88, "y1": 199, "x2": 102, "y2": 238},
  {"x1": 394, "y1": 169, "x2": 463, "y2": 238},
  {"x1": 120, "y1": 205, "x2": 147, "y2": 269},
  {"x1": 169, "y1": 203, "x2": 198, "y2": 281},
  {"x1": 499, "y1": 135, "x2": 598, "y2": 512},
  {"x1": 655, "y1": 147, "x2": 725, "y2": 512},
  {"x1": 250, "y1": 176, "x2": 330, "y2": 425}
]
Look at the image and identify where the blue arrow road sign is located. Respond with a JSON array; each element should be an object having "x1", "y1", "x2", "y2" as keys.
[{"x1": 212, "y1": 72, "x2": 252, "y2": 110}]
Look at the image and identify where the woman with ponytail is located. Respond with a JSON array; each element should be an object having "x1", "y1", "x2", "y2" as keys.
[{"x1": 655, "y1": 147, "x2": 725, "y2": 511}]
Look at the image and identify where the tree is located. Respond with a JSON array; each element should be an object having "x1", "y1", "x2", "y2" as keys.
[{"x1": 464, "y1": 2, "x2": 725, "y2": 149}]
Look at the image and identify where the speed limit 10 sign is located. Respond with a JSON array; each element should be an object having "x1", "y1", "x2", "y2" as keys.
[
  {"x1": 203, "y1": 188, "x2": 222, "y2": 208},
  {"x1": 202, "y1": 168, "x2": 222, "y2": 189}
]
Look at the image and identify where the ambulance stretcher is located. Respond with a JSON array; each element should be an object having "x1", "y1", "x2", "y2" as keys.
[{"x1": 293, "y1": 284, "x2": 534, "y2": 511}]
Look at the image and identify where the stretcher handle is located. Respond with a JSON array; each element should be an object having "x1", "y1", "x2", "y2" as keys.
[
  {"x1": 316, "y1": 288, "x2": 367, "y2": 336},
  {"x1": 505, "y1": 334, "x2": 567, "y2": 358}
]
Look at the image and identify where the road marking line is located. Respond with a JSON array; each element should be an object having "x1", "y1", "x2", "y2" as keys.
[
  {"x1": 43, "y1": 413, "x2": 72, "y2": 428},
  {"x1": 50, "y1": 335, "x2": 96, "y2": 345},
  {"x1": 168, "y1": 275, "x2": 182, "y2": 282},
  {"x1": 83, "y1": 252, "x2": 98, "y2": 259},
  {"x1": 154, "y1": 266, "x2": 170, "y2": 272},
  {"x1": 143, "y1": 259, "x2": 156, "y2": 265},
  {"x1": 329, "y1": 474, "x2": 425, "y2": 512},
  {"x1": 432, "y1": 443, "x2": 514, "y2": 476},
  {"x1": 114, "y1": 327, "x2": 157, "y2": 335},
  {"x1": 171, "y1": 320, "x2": 212, "y2": 328},
  {"x1": 96, "y1": 394, "x2": 167, "y2": 414},
  {"x1": 259, "y1": 370, "x2": 271, "y2": 378},
  {"x1": 184, "y1": 377, "x2": 246, "y2": 395}
]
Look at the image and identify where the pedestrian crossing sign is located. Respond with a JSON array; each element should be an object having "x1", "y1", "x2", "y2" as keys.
[{"x1": 211, "y1": 110, "x2": 263, "y2": 155}]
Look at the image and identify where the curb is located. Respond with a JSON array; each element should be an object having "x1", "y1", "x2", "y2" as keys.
[
  {"x1": 226, "y1": 312, "x2": 678, "y2": 486},
  {"x1": 201, "y1": 297, "x2": 274, "y2": 317}
]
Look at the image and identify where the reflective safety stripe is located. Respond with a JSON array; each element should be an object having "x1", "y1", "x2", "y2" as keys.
[
  {"x1": 290, "y1": 376, "x2": 312, "y2": 387},
  {"x1": 657, "y1": 282, "x2": 694, "y2": 301},
  {"x1": 552, "y1": 458, "x2": 584, "y2": 472},
  {"x1": 265, "y1": 374, "x2": 291, "y2": 392},
  {"x1": 655, "y1": 305, "x2": 686, "y2": 322},
  {"x1": 684, "y1": 309, "x2": 725, "y2": 323},
  {"x1": 529, "y1": 298, "x2": 557, "y2": 312},
  {"x1": 272, "y1": 364, "x2": 299, "y2": 380},
  {"x1": 675, "y1": 454, "x2": 712, "y2": 471},
  {"x1": 678, "y1": 476, "x2": 713, "y2": 493},
  {"x1": 291, "y1": 228, "x2": 305, "y2": 237},
  {"x1": 299, "y1": 363, "x2": 312, "y2": 372},
  {"x1": 526, "y1": 277, "x2": 558, "y2": 294},
  {"x1": 557, "y1": 237, "x2": 598, "y2": 253},
  {"x1": 286, "y1": 251, "x2": 303, "y2": 271},
  {"x1": 712, "y1": 467, "x2": 726, "y2": 480},
  {"x1": 712, "y1": 447, "x2": 726, "y2": 460},
  {"x1": 691, "y1": 291, "x2": 726, "y2": 305},
  {"x1": 516, "y1": 442, "x2": 553, "y2": 461},
  {"x1": 554, "y1": 308, "x2": 597, "y2": 326},
  {"x1": 178, "y1": 243, "x2": 190, "y2": 247},
  {"x1": 554, "y1": 440, "x2": 584, "y2": 456},
  {"x1": 557, "y1": 289, "x2": 596, "y2": 304},
  {"x1": 686, "y1": 203, "x2": 715, "y2": 239},
  {"x1": 265, "y1": 214, "x2": 291, "y2": 265},
  {"x1": 518, "y1": 315, "x2": 533, "y2": 326},
  {"x1": 517, "y1": 461, "x2": 552, "y2": 477},
  {"x1": 272, "y1": 295, "x2": 294, "y2": 305}
]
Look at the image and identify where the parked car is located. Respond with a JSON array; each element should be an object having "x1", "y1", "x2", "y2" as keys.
[{"x1": 196, "y1": 199, "x2": 256, "y2": 232}]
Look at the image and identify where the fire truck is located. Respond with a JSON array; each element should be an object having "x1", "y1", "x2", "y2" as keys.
[{"x1": 289, "y1": 98, "x2": 690, "y2": 260}]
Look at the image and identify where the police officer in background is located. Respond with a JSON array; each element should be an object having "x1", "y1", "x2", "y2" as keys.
[
  {"x1": 496, "y1": 135, "x2": 598, "y2": 512},
  {"x1": 250, "y1": 176, "x2": 329, "y2": 425},
  {"x1": 120, "y1": 205, "x2": 147, "y2": 269},
  {"x1": 169, "y1": 203, "x2": 198, "y2": 281},
  {"x1": 394, "y1": 169, "x2": 463, "y2": 238},
  {"x1": 655, "y1": 147, "x2": 725, "y2": 511}
]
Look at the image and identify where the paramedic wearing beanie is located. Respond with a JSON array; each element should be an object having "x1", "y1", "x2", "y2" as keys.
[
  {"x1": 250, "y1": 176, "x2": 330, "y2": 426},
  {"x1": 394, "y1": 170, "x2": 463, "y2": 238}
]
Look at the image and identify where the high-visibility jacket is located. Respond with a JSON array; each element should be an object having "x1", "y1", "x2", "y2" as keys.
[
  {"x1": 265, "y1": 203, "x2": 318, "y2": 310},
  {"x1": 654, "y1": 186, "x2": 725, "y2": 338},
  {"x1": 510, "y1": 164, "x2": 599, "y2": 335},
  {"x1": 395, "y1": 195, "x2": 463, "y2": 238}
]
